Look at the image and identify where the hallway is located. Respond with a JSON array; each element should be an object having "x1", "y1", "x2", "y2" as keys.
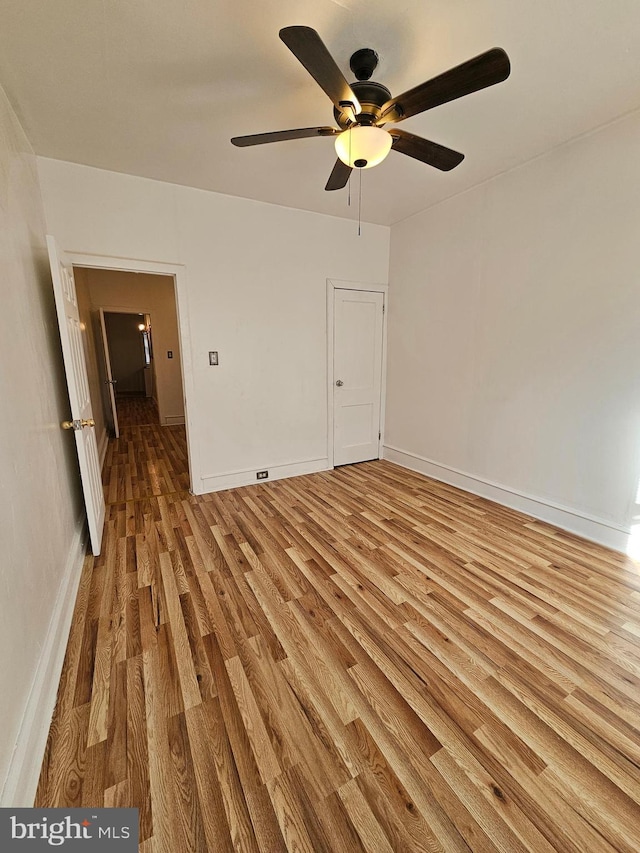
[
  {"x1": 103, "y1": 398, "x2": 190, "y2": 503},
  {"x1": 115, "y1": 397, "x2": 161, "y2": 428},
  {"x1": 35, "y1": 416, "x2": 640, "y2": 852}
]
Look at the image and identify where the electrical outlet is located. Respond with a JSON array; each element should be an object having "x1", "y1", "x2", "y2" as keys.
[
  {"x1": 167, "y1": 350, "x2": 173, "y2": 359},
  {"x1": 209, "y1": 351, "x2": 218, "y2": 366},
  {"x1": 256, "y1": 470, "x2": 269, "y2": 480}
]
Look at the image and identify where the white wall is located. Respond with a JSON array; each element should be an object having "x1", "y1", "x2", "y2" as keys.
[
  {"x1": 37, "y1": 159, "x2": 390, "y2": 492},
  {"x1": 0, "y1": 87, "x2": 85, "y2": 803},
  {"x1": 385, "y1": 110, "x2": 640, "y2": 550}
]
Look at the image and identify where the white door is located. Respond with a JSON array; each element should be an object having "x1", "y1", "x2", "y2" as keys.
[
  {"x1": 98, "y1": 307, "x2": 119, "y2": 438},
  {"x1": 333, "y1": 288, "x2": 384, "y2": 466},
  {"x1": 47, "y1": 236, "x2": 105, "y2": 556}
]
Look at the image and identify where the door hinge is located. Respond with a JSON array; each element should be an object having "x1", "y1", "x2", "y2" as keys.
[{"x1": 378, "y1": 431, "x2": 381, "y2": 440}]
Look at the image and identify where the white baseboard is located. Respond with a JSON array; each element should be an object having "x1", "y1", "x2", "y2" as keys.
[
  {"x1": 198, "y1": 457, "x2": 329, "y2": 495},
  {"x1": 163, "y1": 415, "x2": 185, "y2": 426},
  {"x1": 0, "y1": 522, "x2": 88, "y2": 806},
  {"x1": 383, "y1": 445, "x2": 631, "y2": 554}
]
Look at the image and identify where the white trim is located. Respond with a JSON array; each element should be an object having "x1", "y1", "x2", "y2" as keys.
[
  {"x1": 198, "y1": 457, "x2": 329, "y2": 495},
  {"x1": 326, "y1": 279, "x2": 388, "y2": 469},
  {"x1": 383, "y1": 445, "x2": 631, "y2": 554},
  {"x1": 163, "y1": 415, "x2": 185, "y2": 426},
  {"x1": 97, "y1": 304, "x2": 153, "y2": 315},
  {"x1": 65, "y1": 252, "x2": 199, "y2": 495},
  {"x1": 67, "y1": 253, "x2": 182, "y2": 273},
  {"x1": 0, "y1": 523, "x2": 87, "y2": 806}
]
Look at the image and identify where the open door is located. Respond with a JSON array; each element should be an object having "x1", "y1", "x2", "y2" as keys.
[
  {"x1": 98, "y1": 307, "x2": 119, "y2": 438},
  {"x1": 47, "y1": 236, "x2": 105, "y2": 556}
]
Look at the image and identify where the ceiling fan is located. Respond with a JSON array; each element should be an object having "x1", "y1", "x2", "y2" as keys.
[{"x1": 231, "y1": 26, "x2": 511, "y2": 191}]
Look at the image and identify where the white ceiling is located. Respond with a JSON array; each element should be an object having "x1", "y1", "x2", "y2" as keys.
[{"x1": 1, "y1": 0, "x2": 640, "y2": 225}]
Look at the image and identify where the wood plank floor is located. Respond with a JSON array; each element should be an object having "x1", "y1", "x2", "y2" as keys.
[
  {"x1": 103, "y1": 399, "x2": 189, "y2": 502},
  {"x1": 37, "y1": 424, "x2": 640, "y2": 851},
  {"x1": 116, "y1": 396, "x2": 160, "y2": 428}
]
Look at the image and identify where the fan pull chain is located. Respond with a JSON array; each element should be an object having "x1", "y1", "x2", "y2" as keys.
[
  {"x1": 358, "y1": 168, "x2": 362, "y2": 236},
  {"x1": 348, "y1": 131, "x2": 353, "y2": 207}
]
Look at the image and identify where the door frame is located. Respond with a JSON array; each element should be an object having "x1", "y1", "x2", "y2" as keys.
[
  {"x1": 98, "y1": 307, "x2": 122, "y2": 438},
  {"x1": 326, "y1": 278, "x2": 388, "y2": 469},
  {"x1": 100, "y1": 307, "x2": 155, "y2": 424},
  {"x1": 66, "y1": 252, "x2": 198, "y2": 494}
]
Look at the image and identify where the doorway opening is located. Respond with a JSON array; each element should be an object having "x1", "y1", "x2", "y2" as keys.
[
  {"x1": 73, "y1": 266, "x2": 189, "y2": 491},
  {"x1": 48, "y1": 237, "x2": 194, "y2": 554},
  {"x1": 100, "y1": 309, "x2": 158, "y2": 434}
]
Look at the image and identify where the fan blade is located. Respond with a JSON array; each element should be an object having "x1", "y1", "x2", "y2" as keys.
[
  {"x1": 280, "y1": 26, "x2": 361, "y2": 118},
  {"x1": 325, "y1": 159, "x2": 352, "y2": 191},
  {"x1": 231, "y1": 127, "x2": 338, "y2": 147},
  {"x1": 379, "y1": 48, "x2": 510, "y2": 123},
  {"x1": 390, "y1": 129, "x2": 464, "y2": 171}
]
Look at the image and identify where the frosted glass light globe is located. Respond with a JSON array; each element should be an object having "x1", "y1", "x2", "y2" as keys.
[{"x1": 335, "y1": 126, "x2": 392, "y2": 169}]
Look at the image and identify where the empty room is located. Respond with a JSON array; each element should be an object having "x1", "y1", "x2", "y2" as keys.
[{"x1": 1, "y1": 1, "x2": 640, "y2": 851}]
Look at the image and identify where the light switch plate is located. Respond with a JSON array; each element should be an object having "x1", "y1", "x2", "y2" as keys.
[{"x1": 209, "y1": 351, "x2": 219, "y2": 366}]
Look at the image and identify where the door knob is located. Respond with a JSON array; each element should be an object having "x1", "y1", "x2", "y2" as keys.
[
  {"x1": 62, "y1": 418, "x2": 95, "y2": 430},
  {"x1": 335, "y1": 379, "x2": 344, "y2": 386}
]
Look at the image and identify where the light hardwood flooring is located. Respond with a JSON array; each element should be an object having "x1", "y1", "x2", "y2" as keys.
[
  {"x1": 103, "y1": 399, "x2": 189, "y2": 502},
  {"x1": 36, "y1": 421, "x2": 640, "y2": 851}
]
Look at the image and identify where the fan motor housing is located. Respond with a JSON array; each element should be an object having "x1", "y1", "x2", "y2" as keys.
[{"x1": 334, "y1": 80, "x2": 393, "y2": 128}]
